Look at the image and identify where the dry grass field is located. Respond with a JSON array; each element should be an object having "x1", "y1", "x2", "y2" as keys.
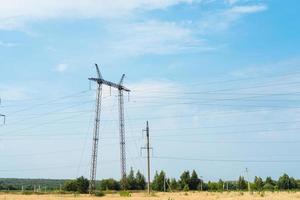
[{"x1": 1, "y1": 192, "x2": 300, "y2": 200}]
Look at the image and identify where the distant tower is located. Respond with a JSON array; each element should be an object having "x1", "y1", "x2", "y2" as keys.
[
  {"x1": 0, "y1": 98, "x2": 5, "y2": 124},
  {"x1": 88, "y1": 64, "x2": 130, "y2": 194}
]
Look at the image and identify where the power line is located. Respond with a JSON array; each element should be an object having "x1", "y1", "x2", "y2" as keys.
[
  {"x1": 132, "y1": 70, "x2": 300, "y2": 92},
  {"x1": 133, "y1": 79, "x2": 300, "y2": 95},
  {"x1": 149, "y1": 127, "x2": 300, "y2": 138},
  {"x1": 76, "y1": 102, "x2": 94, "y2": 178},
  {"x1": 0, "y1": 157, "x2": 138, "y2": 173},
  {"x1": 151, "y1": 139, "x2": 300, "y2": 144},
  {"x1": 0, "y1": 111, "x2": 92, "y2": 136},
  {"x1": 133, "y1": 91, "x2": 300, "y2": 100},
  {"x1": 150, "y1": 119, "x2": 300, "y2": 131},
  {"x1": 4, "y1": 113, "x2": 300, "y2": 138},
  {"x1": 0, "y1": 148, "x2": 83, "y2": 157},
  {"x1": 152, "y1": 156, "x2": 300, "y2": 163},
  {"x1": 0, "y1": 165, "x2": 88, "y2": 172},
  {"x1": 126, "y1": 101, "x2": 300, "y2": 110},
  {"x1": 4, "y1": 90, "x2": 92, "y2": 114},
  {"x1": 6, "y1": 100, "x2": 94, "y2": 125}
]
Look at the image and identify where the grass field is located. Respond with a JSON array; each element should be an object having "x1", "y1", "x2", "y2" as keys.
[{"x1": 1, "y1": 192, "x2": 300, "y2": 200}]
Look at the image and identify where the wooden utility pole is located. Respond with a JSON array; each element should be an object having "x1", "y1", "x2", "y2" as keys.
[
  {"x1": 146, "y1": 121, "x2": 151, "y2": 194},
  {"x1": 141, "y1": 121, "x2": 152, "y2": 195}
]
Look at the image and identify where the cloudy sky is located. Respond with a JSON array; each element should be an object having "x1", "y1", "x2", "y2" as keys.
[{"x1": 0, "y1": 0, "x2": 300, "y2": 182}]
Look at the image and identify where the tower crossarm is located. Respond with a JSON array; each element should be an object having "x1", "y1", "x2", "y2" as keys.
[{"x1": 88, "y1": 78, "x2": 130, "y2": 92}]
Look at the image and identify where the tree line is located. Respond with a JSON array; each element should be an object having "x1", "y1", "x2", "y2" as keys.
[
  {"x1": 0, "y1": 178, "x2": 64, "y2": 191},
  {"x1": 150, "y1": 171, "x2": 300, "y2": 192},
  {"x1": 1, "y1": 169, "x2": 300, "y2": 193},
  {"x1": 62, "y1": 169, "x2": 300, "y2": 193}
]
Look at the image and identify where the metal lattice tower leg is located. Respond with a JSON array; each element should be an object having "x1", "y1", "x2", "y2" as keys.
[
  {"x1": 118, "y1": 89, "x2": 126, "y2": 179},
  {"x1": 89, "y1": 84, "x2": 102, "y2": 194}
]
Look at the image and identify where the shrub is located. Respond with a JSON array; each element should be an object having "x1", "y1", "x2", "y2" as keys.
[
  {"x1": 119, "y1": 190, "x2": 131, "y2": 197},
  {"x1": 95, "y1": 191, "x2": 105, "y2": 197},
  {"x1": 263, "y1": 183, "x2": 274, "y2": 191},
  {"x1": 100, "y1": 179, "x2": 120, "y2": 191},
  {"x1": 183, "y1": 184, "x2": 189, "y2": 192},
  {"x1": 76, "y1": 176, "x2": 89, "y2": 194},
  {"x1": 22, "y1": 191, "x2": 34, "y2": 195},
  {"x1": 64, "y1": 181, "x2": 77, "y2": 192},
  {"x1": 63, "y1": 176, "x2": 89, "y2": 194}
]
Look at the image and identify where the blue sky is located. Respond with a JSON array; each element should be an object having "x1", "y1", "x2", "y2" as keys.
[{"x1": 0, "y1": 0, "x2": 300, "y2": 182}]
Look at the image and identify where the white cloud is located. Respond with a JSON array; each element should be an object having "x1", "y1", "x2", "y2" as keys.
[
  {"x1": 105, "y1": 1, "x2": 267, "y2": 56},
  {"x1": 225, "y1": 0, "x2": 240, "y2": 5},
  {"x1": 228, "y1": 4, "x2": 267, "y2": 14},
  {"x1": 230, "y1": 67, "x2": 269, "y2": 78},
  {"x1": 55, "y1": 63, "x2": 68, "y2": 73},
  {"x1": 109, "y1": 20, "x2": 214, "y2": 56},
  {"x1": 198, "y1": 3, "x2": 267, "y2": 32},
  {"x1": 0, "y1": 41, "x2": 18, "y2": 47},
  {"x1": 0, "y1": 0, "x2": 268, "y2": 56},
  {"x1": 0, "y1": 0, "x2": 195, "y2": 29},
  {"x1": 0, "y1": 1, "x2": 266, "y2": 30}
]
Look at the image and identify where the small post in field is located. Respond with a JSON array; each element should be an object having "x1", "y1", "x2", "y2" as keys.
[{"x1": 245, "y1": 168, "x2": 251, "y2": 192}]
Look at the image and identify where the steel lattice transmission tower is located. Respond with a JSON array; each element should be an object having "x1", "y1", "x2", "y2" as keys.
[
  {"x1": 118, "y1": 74, "x2": 127, "y2": 180},
  {"x1": 88, "y1": 64, "x2": 130, "y2": 194}
]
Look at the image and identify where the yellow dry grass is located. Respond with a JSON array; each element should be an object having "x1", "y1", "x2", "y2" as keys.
[{"x1": 1, "y1": 191, "x2": 300, "y2": 200}]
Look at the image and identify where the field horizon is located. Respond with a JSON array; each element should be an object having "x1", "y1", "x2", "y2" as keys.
[{"x1": 1, "y1": 191, "x2": 300, "y2": 200}]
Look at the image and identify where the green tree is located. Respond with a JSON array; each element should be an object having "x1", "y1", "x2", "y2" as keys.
[
  {"x1": 63, "y1": 176, "x2": 89, "y2": 193},
  {"x1": 100, "y1": 179, "x2": 120, "y2": 191},
  {"x1": 254, "y1": 176, "x2": 264, "y2": 191},
  {"x1": 207, "y1": 181, "x2": 218, "y2": 191},
  {"x1": 120, "y1": 176, "x2": 128, "y2": 190},
  {"x1": 289, "y1": 177, "x2": 298, "y2": 189},
  {"x1": 190, "y1": 170, "x2": 200, "y2": 190},
  {"x1": 169, "y1": 178, "x2": 178, "y2": 190},
  {"x1": 263, "y1": 183, "x2": 274, "y2": 191},
  {"x1": 297, "y1": 180, "x2": 300, "y2": 189},
  {"x1": 179, "y1": 171, "x2": 191, "y2": 190},
  {"x1": 135, "y1": 170, "x2": 146, "y2": 190},
  {"x1": 265, "y1": 177, "x2": 275, "y2": 186},
  {"x1": 218, "y1": 179, "x2": 224, "y2": 191},
  {"x1": 76, "y1": 176, "x2": 89, "y2": 194},
  {"x1": 127, "y1": 168, "x2": 137, "y2": 190},
  {"x1": 237, "y1": 176, "x2": 247, "y2": 190},
  {"x1": 277, "y1": 174, "x2": 291, "y2": 190},
  {"x1": 151, "y1": 171, "x2": 166, "y2": 191},
  {"x1": 226, "y1": 181, "x2": 237, "y2": 190},
  {"x1": 64, "y1": 180, "x2": 77, "y2": 192},
  {"x1": 183, "y1": 184, "x2": 189, "y2": 191}
]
